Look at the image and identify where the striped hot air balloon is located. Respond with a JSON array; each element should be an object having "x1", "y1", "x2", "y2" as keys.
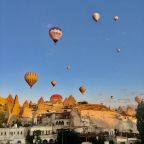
[{"x1": 24, "y1": 72, "x2": 38, "y2": 88}]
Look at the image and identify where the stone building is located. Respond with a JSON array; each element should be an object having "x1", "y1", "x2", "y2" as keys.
[{"x1": 0, "y1": 126, "x2": 28, "y2": 144}]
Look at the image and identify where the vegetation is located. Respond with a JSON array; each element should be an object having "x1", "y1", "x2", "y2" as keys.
[
  {"x1": 26, "y1": 130, "x2": 42, "y2": 144},
  {"x1": 136, "y1": 102, "x2": 144, "y2": 143},
  {"x1": 0, "y1": 112, "x2": 7, "y2": 128},
  {"x1": 56, "y1": 129, "x2": 81, "y2": 144}
]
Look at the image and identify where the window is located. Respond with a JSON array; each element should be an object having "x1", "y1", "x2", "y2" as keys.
[
  {"x1": 67, "y1": 122, "x2": 69, "y2": 125},
  {"x1": 21, "y1": 131, "x2": 22, "y2": 135},
  {"x1": 1, "y1": 132, "x2": 3, "y2": 135}
]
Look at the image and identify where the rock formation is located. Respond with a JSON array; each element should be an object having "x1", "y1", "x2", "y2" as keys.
[
  {"x1": 36, "y1": 97, "x2": 46, "y2": 115},
  {"x1": 22, "y1": 100, "x2": 33, "y2": 119},
  {"x1": 67, "y1": 95, "x2": 76, "y2": 107},
  {"x1": 63, "y1": 98, "x2": 68, "y2": 107},
  {"x1": 7, "y1": 95, "x2": 20, "y2": 124},
  {"x1": 0, "y1": 96, "x2": 6, "y2": 106},
  {"x1": 11, "y1": 95, "x2": 20, "y2": 116},
  {"x1": 5, "y1": 94, "x2": 14, "y2": 118},
  {"x1": 126, "y1": 106, "x2": 136, "y2": 116},
  {"x1": 70, "y1": 108, "x2": 81, "y2": 127}
]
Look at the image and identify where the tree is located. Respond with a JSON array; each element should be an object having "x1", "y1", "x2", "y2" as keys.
[
  {"x1": 33, "y1": 130, "x2": 42, "y2": 144},
  {"x1": 26, "y1": 130, "x2": 34, "y2": 144},
  {"x1": 26, "y1": 130, "x2": 42, "y2": 144},
  {"x1": 0, "y1": 112, "x2": 7, "y2": 128},
  {"x1": 56, "y1": 129, "x2": 81, "y2": 144},
  {"x1": 136, "y1": 101, "x2": 144, "y2": 143}
]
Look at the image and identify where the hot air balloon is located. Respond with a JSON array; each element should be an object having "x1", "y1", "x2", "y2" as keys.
[
  {"x1": 24, "y1": 72, "x2": 38, "y2": 88},
  {"x1": 51, "y1": 80, "x2": 57, "y2": 87},
  {"x1": 49, "y1": 27, "x2": 63, "y2": 43},
  {"x1": 116, "y1": 48, "x2": 121, "y2": 53},
  {"x1": 79, "y1": 85, "x2": 86, "y2": 95},
  {"x1": 114, "y1": 16, "x2": 119, "y2": 22},
  {"x1": 92, "y1": 12, "x2": 100, "y2": 22},
  {"x1": 66, "y1": 65, "x2": 71, "y2": 71}
]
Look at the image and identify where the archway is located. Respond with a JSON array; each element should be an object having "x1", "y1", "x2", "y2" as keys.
[
  {"x1": 17, "y1": 141, "x2": 21, "y2": 144},
  {"x1": 49, "y1": 139, "x2": 54, "y2": 144},
  {"x1": 43, "y1": 139, "x2": 48, "y2": 144}
]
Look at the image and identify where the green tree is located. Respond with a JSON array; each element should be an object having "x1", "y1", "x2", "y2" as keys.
[
  {"x1": 26, "y1": 130, "x2": 42, "y2": 144},
  {"x1": 0, "y1": 112, "x2": 7, "y2": 128},
  {"x1": 26, "y1": 130, "x2": 34, "y2": 144},
  {"x1": 136, "y1": 101, "x2": 144, "y2": 143},
  {"x1": 33, "y1": 130, "x2": 42, "y2": 144}
]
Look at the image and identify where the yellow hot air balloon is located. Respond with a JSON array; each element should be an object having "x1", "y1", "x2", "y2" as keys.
[
  {"x1": 24, "y1": 72, "x2": 38, "y2": 88},
  {"x1": 51, "y1": 80, "x2": 57, "y2": 87},
  {"x1": 79, "y1": 85, "x2": 86, "y2": 95},
  {"x1": 92, "y1": 12, "x2": 100, "y2": 22},
  {"x1": 114, "y1": 16, "x2": 119, "y2": 22},
  {"x1": 49, "y1": 27, "x2": 63, "y2": 43}
]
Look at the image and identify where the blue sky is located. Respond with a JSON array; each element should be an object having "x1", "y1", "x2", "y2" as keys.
[{"x1": 0, "y1": 0, "x2": 144, "y2": 105}]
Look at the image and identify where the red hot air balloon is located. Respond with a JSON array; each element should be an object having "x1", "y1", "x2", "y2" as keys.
[
  {"x1": 51, "y1": 80, "x2": 57, "y2": 87},
  {"x1": 49, "y1": 27, "x2": 63, "y2": 43},
  {"x1": 79, "y1": 85, "x2": 86, "y2": 95},
  {"x1": 24, "y1": 72, "x2": 38, "y2": 88}
]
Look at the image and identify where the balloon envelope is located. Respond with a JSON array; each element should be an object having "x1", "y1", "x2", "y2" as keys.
[
  {"x1": 49, "y1": 27, "x2": 63, "y2": 43},
  {"x1": 24, "y1": 72, "x2": 38, "y2": 88},
  {"x1": 116, "y1": 48, "x2": 121, "y2": 53},
  {"x1": 51, "y1": 80, "x2": 57, "y2": 87},
  {"x1": 66, "y1": 65, "x2": 71, "y2": 71},
  {"x1": 79, "y1": 85, "x2": 86, "y2": 95},
  {"x1": 92, "y1": 12, "x2": 100, "y2": 22},
  {"x1": 114, "y1": 16, "x2": 119, "y2": 22}
]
